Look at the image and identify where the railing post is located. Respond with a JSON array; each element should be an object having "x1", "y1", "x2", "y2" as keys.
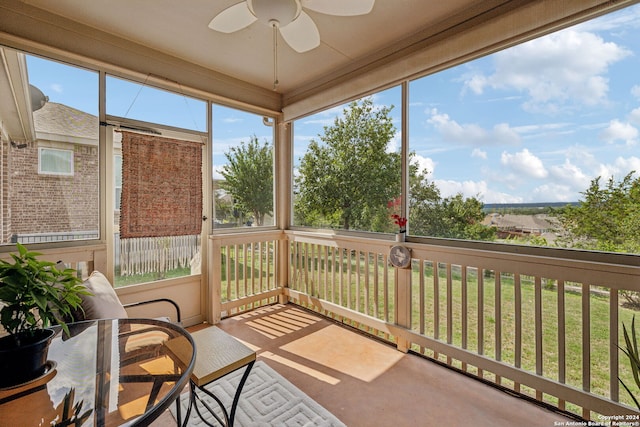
[
  {"x1": 278, "y1": 234, "x2": 290, "y2": 305},
  {"x1": 395, "y1": 266, "x2": 412, "y2": 353},
  {"x1": 209, "y1": 236, "x2": 222, "y2": 324}
]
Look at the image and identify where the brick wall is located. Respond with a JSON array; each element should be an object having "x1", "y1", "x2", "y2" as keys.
[{"x1": 7, "y1": 142, "x2": 99, "y2": 241}]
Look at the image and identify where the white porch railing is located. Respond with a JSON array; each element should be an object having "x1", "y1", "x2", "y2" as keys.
[
  {"x1": 209, "y1": 230, "x2": 640, "y2": 420},
  {"x1": 209, "y1": 231, "x2": 284, "y2": 321}
]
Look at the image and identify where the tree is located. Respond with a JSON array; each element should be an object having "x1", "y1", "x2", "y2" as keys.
[
  {"x1": 295, "y1": 98, "x2": 399, "y2": 230},
  {"x1": 408, "y1": 163, "x2": 494, "y2": 240},
  {"x1": 220, "y1": 136, "x2": 273, "y2": 226},
  {"x1": 556, "y1": 172, "x2": 640, "y2": 307},
  {"x1": 557, "y1": 172, "x2": 640, "y2": 253}
]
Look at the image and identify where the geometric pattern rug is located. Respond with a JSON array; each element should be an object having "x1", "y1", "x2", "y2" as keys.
[{"x1": 171, "y1": 361, "x2": 346, "y2": 427}]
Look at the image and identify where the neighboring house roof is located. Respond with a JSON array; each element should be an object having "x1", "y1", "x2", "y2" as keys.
[
  {"x1": 33, "y1": 102, "x2": 98, "y2": 144},
  {"x1": 483, "y1": 213, "x2": 556, "y2": 232}
]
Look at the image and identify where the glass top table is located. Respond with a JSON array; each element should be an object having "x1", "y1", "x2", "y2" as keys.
[{"x1": 0, "y1": 318, "x2": 196, "y2": 426}]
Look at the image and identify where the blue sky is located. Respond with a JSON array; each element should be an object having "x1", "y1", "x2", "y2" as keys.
[{"x1": 25, "y1": 3, "x2": 640, "y2": 204}]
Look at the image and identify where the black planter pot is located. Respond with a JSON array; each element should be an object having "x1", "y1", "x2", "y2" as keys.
[{"x1": 0, "y1": 328, "x2": 55, "y2": 388}]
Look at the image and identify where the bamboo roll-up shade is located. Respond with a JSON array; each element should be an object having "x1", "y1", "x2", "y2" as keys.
[{"x1": 120, "y1": 131, "x2": 202, "y2": 238}]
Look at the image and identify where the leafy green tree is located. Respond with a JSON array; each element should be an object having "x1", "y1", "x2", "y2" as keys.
[
  {"x1": 557, "y1": 172, "x2": 640, "y2": 253},
  {"x1": 555, "y1": 172, "x2": 640, "y2": 307},
  {"x1": 409, "y1": 163, "x2": 494, "y2": 240},
  {"x1": 295, "y1": 98, "x2": 399, "y2": 230},
  {"x1": 220, "y1": 136, "x2": 273, "y2": 226}
]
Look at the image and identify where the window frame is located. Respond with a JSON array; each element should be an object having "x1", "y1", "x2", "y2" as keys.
[{"x1": 38, "y1": 147, "x2": 74, "y2": 176}]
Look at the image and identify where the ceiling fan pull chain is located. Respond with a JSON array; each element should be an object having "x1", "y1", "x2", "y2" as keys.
[{"x1": 273, "y1": 22, "x2": 279, "y2": 91}]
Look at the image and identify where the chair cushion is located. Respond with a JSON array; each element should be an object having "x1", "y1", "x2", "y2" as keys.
[{"x1": 79, "y1": 271, "x2": 129, "y2": 320}]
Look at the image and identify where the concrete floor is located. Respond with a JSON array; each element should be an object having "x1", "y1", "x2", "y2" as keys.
[{"x1": 154, "y1": 303, "x2": 576, "y2": 426}]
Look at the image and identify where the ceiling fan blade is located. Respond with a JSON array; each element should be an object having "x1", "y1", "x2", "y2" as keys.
[
  {"x1": 279, "y1": 11, "x2": 320, "y2": 53},
  {"x1": 208, "y1": 2, "x2": 257, "y2": 33},
  {"x1": 302, "y1": 0, "x2": 374, "y2": 16}
]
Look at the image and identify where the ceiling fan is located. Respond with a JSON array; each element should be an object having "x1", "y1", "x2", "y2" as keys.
[{"x1": 208, "y1": 0, "x2": 376, "y2": 53}]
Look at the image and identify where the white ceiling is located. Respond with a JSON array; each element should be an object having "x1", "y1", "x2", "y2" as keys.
[{"x1": 19, "y1": 0, "x2": 494, "y2": 94}]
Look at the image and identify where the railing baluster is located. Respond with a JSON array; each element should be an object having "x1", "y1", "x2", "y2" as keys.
[
  {"x1": 582, "y1": 283, "x2": 591, "y2": 420},
  {"x1": 447, "y1": 263, "x2": 453, "y2": 365},
  {"x1": 535, "y1": 276, "x2": 543, "y2": 401},
  {"x1": 356, "y1": 250, "x2": 361, "y2": 312},
  {"x1": 478, "y1": 268, "x2": 484, "y2": 378},
  {"x1": 420, "y1": 260, "x2": 426, "y2": 355},
  {"x1": 558, "y1": 279, "x2": 566, "y2": 411},
  {"x1": 226, "y1": 244, "x2": 231, "y2": 304},
  {"x1": 347, "y1": 249, "x2": 353, "y2": 310},
  {"x1": 323, "y1": 246, "x2": 328, "y2": 300},
  {"x1": 495, "y1": 271, "x2": 502, "y2": 385},
  {"x1": 383, "y1": 253, "x2": 389, "y2": 327},
  {"x1": 364, "y1": 252, "x2": 371, "y2": 317},
  {"x1": 339, "y1": 248, "x2": 344, "y2": 307},
  {"x1": 610, "y1": 288, "x2": 619, "y2": 403},
  {"x1": 433, "y1": 262, "x2": 440, "y2": 359},
  {"x1": 461, "y1": 265, "x2": 468, "y2": 371},
  {"x1": 234, "y1": 244, "x2": 240, "y2": 302},
  {"x1": 514, "y1": 274, "x2": 522, "y2": 393},
  {"x1": 374, "y1": 253, "x2": 380, "y2": 319}
]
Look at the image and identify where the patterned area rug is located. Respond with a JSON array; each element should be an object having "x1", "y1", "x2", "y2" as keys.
[{"x1": 171, "y1": 361, "x2": 346, "y2": 427}]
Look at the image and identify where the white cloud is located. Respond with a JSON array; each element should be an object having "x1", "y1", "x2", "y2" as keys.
[
  {"x1": 599, "y1": 119, "x2": 638, "y2": 145},
  {"x1": 464, "y1": 30, "x2": 631, "y2": 112},
  {"x1": 548, "y1": 160, "x2": 591, "y2": 190},
  {"x1": 596, "y1": 156, "x2": 640, "y2": 180},
  {"x1": 631, "y1": 85, "x2": 640, "y2": 98},
  {"x1": 412, "y1": 154, "x2": 436, "y2": 175},
  {"x1": 50, "y1": 83, "x2": 63, "y2": 93},
  {"x1": 628, "y1": 107, "x2": 640, "y2": 125},
  {"x1": 435, "y1": 179, "x2": 522, "y2": 203},
  {"x1": 531, "y1": 183, "x2": 576, "y2": 202},
  {"x1": 212, "y1": 165, "x2": 225, "y2": 180},
  {"x1": 471, "y1": 148, "x2": 487, "y2": 159},
  {"x1": 427, "y1": 108, "x2": 520, "y2": 145},
  {"x1": 386, "y1": 131, "x2": 401, "y2": 153},
  {"x1": 500, "y1": 149, "x2": 548, "y2": 178}
]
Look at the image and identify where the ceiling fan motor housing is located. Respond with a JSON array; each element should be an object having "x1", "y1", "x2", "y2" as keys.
[{"x1": 248, "y1": 0, "x2": 301, "y2": 27}]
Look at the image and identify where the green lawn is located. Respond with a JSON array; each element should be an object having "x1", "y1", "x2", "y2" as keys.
[{"x1": 114, "y1": 267, "x2": 191, "y2": 287}]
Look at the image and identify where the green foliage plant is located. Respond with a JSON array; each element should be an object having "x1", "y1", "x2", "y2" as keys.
[
  {"x1": 296, "y1": 97, "x2": 398, "y2": 230},
  {"x1": 619, "y1": 316, "x2": 640, "y2": 409},
  {"x1": 557, "y1": 172, "x2": 640, "y2": 253},
  {"x1": 0, "y1": 243, "x2": 90, "y2": 345},
  {"x1": 220, "y1": 135, "x2": 274, "y2": 226}
]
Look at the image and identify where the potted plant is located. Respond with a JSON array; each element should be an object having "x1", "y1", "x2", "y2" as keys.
[{"x1": 0, "y1": 243, "x2": 89, "y2": 387}]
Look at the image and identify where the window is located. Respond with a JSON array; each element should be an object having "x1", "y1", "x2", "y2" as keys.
[
  {"x1": 407, "y1": 3, "x2": 640, "y2": 254},
  {"x1": 107, "y1": 76, "x2": 207, "y2": 287},
  {"x1": 292, "y1": 88, "x2": 401, "y2": 232},
  {"x1": 0, "y1": 50, "x2": 99, "y2": 245},
  {"x1": 212, "y1": 105, "x2": 275, "y2": 229},
  {"x1": 39, "y1": 147, "x2": 73, "y2": 175},
  {"x1": 106, "y1": 75, "x2": 206, "y2": 132}
]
